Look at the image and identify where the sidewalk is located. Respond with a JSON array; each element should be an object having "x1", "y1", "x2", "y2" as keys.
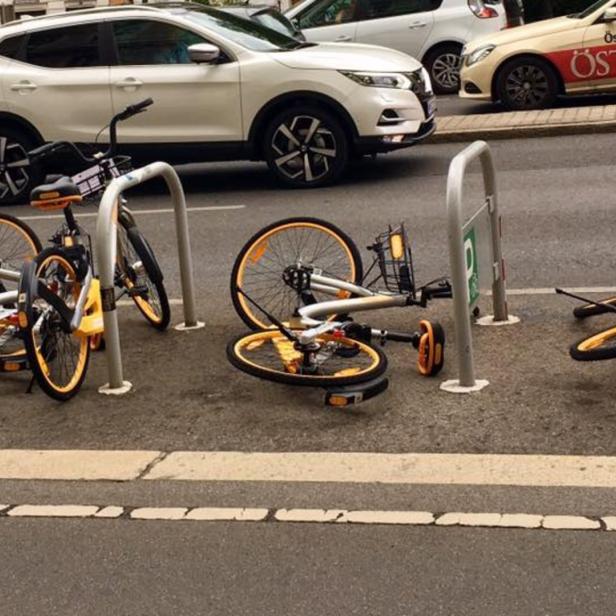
[{"x1": 432, "y1": 103, "x2": 616, "y2": 142}]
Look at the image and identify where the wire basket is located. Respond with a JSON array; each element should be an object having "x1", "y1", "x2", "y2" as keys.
[
  {"x1": 372, "y1": 223, "x2": 416, "y2": 294},
  {"x1": 70, "y1": 155, "x2": 133, "y2": 200}
]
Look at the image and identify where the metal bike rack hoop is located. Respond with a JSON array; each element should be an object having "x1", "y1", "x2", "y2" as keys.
[
  {"x1": 441, "y1": 141, "x2": 518, "y2": 395},
  {"x1": 95, "y1": 161, "x2": 204, "y2": 395}
]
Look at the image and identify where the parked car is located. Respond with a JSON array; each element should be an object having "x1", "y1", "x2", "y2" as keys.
[
  {"x1": 459, "y1": 0, "x2": 616, "y2": 110},
  {"x1": 166, "y1": 0, "x2": 306, "y2": 40},
  {"x1": 220, "y1": 3, "x2": 306, "y2": 39},
  {"x1": 0, "y1": 3, "x2": 435, "y2": 204},
  {"x1": 285, "y1": 0, "x2": 508, "y2": 94}
]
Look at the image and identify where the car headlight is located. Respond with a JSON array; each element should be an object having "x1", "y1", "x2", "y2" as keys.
[
  {"x1": 466, "y1": 45, "x2": 495, "y2": 67},
  {"x1": 340, "y1": 71, "x2": 411, "y2": 89},
  {"x1": 420, "y1": 67, "x2": 433, "y2": 95}
]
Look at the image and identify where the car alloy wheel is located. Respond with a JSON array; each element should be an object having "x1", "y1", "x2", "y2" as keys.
[
  {"x1": 505, "y1": 64, "x2": 550, "y2": 108},
  {"x1": 271, "y1": 115, "x2": 338, "y2": 184},
  {"x1": 431, "y1": 52, "x2": 461, "y2": 92},
  {"x1": 0, "y1": 136, "x2": 31, "y2": 203}
]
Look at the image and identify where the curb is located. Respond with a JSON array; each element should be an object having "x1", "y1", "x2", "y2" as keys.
[{"x1": 429, "y1": 117, "x2": 616, "y2": 143}]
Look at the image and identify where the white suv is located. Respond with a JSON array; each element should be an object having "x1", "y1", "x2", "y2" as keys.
[
  {"x1": 286, "y1": 0, "x2": 508, "y2": 94},
  {"x1": 0, "y1": 3, "x2": 435, "y2": 204}
]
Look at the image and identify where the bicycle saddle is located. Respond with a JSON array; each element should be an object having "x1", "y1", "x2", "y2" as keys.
[{"x1": 30, "y1": 176, "x2": 82, "y2": 211}]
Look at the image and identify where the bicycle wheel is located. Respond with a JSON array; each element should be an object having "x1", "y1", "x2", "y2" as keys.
[
  {"x1": 570, "y1": 326, "x2": 616, "y2": 362},
  {"x1": 19, "y1": 249, "x2": 90, "y2": 401},
  {"x1": 416, "y1": 320, "x2": 445, "y2": 377},
  {"x1": 0, "y1": 213, "x2": 42, "y2": 287},
  {"x1": 227, "y1": 329, "x2": 387, "y2": 387},
  {"x1": 0, "y1": 213, "x2": 41, "y2": 366},
  {"x1": 573, "y1": 297, "x2": 616, "y2": 320},
  {"x1": 231, "y1": 217, "x2": 363, "y2": 330},
  {"x1": 116, "y1": 215, "x2": 170, "y2": 331}
]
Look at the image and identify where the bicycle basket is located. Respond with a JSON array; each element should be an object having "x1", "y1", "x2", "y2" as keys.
[
  {"x1": 372, "y1": 223, "x2": 415, "y2": 294},
  {"x1": 71, "y1": 155, "x2": 133, "y2": 200}
]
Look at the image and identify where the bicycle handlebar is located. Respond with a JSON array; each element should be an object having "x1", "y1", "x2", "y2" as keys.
[{"x1": 28, "y1": 98, "x2": 154, "y2": 165}]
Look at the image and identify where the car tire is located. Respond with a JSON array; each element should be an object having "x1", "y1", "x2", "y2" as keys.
[
  {"x1": 0, "y1": 127, "x2": 41, "y2": 206},
  {"x1": 496, "y1": 56, "x2": 559, "y2": 111},
  {"x1": 263, "y1": 105, "x2": 349, "y2": 189},
  {"x1": 424, "y1": 44, "x2": 462, "y2": 95}
]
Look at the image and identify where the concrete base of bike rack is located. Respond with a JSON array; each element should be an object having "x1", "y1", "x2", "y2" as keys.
[
  {"x1": 174, "y1": 321, "x2": 206, "y2": 332},
  {"x1": 440, "y1": 379, "x2": 489, "y2": 394},
  {"x1": 475, "y1": 314, "x2": 520, "y2": 327},
  {"x1": 98, "y1": 381, "x2": 133, "y2": 396}
]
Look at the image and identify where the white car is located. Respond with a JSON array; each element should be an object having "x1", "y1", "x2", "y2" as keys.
[
  {"x1": 0, "y1": 3, "x2": 435, "y2": 204},
  {"x1": 286, "y1": 0, "x2": 508, "y2": 94}
]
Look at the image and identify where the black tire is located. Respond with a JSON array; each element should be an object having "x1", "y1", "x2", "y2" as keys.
[
  {"x1": 0, "y1": 212, "x2": 42, "y2": 289},
  {"x1": 116, "y1": 217, "x2": 170, "y2": 331},
  {"x1": 263, "y1": 105, "x2": 349, "y2": 188},
  {"x1": 423, "y1": 44, "x2": 462, "y2": 95},
  {"x1": 231, "y1": 217, "x2": 363, "y2": 330},
  {"x1": 19, "y1": 250, "x2": 90, "y2": 401},
  {"x1": 573, "y1": 297, "x2": 616, "y2": 320},
  {"x1": 496, "y1": 56, "x2": 559, "y2": 111},
  {"x1": 227, "y1": 329, "x2": 387, "y2": 388},
  {"x1": 570, "y1": 326, "x2": 616, "y2": 362},
  {"x1": 416, "y1": 320, "x2": 445, "y2": 377},
  {"x1": 0, "y1": 127, "x2": 42, "y2": 206}
]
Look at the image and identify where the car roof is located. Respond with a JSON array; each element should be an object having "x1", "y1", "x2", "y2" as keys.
[{"x1": 0, "y1": 4, "x2": 217, "y2": 37}]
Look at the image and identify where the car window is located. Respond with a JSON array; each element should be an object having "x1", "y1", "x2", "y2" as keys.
[
  {"x1": 112, "y1": 20, "x2": 206, "y2": 65},
  {"x1": 25, "y1": 24, "x2": 101, "y2": 68},
  {"x1": 360, "y1": 0, "x2": 443, "y2": 20},
  {"x1": 0, "y1": 34, "x2": 26, "y2": 60},
  {"x1": 297, "y1": 0, "x2": 359, "y2": 28}
]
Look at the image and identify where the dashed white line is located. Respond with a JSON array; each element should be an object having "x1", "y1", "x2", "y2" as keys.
[{"x1": 0, "y1": 505, "x2": 613, "y2": 532}]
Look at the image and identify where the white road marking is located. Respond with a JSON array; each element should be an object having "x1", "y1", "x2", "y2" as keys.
[
  {"x1": 504, "y1": 287, "x2": 616, "y2": 296},
  {"x1": 275, "y1": 509, "x2": 345, "y2": 523},
  {"x1": 542, "y1": 515, "x2": 601, "y2": 531},
  {"x1": 130, "y1": 507, "x2": 188, "y2": 520},
  {"x1": 0, "y1": 504, "x2": 614, "y2": 532},
  {"x1": 185, "y1": 507, "x2": 268, "y2": 522},
  {"x1": 5, "y1": 450, "x2": 616, "y2": 490},
  {"x1": 143, "y1": 451, "x2": 616, "y2": 489},
  {"x1": 338, "y1": 510, "x2": 435, "y2": 526},
  {"x1": 0, "y1": 449, "x2": 162, "y2": 481},
  {"x1": 8, "y1": 505, "x2": 99, "y2": 518},
  {"x1": 18, "y1": 204, "x2": 245, "y2": 222}
]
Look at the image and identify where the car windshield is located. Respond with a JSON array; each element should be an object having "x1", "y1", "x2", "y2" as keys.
[
  {"x1": 570, "y1": 0, "x2": 612, "y2": 18},
  {"x1": 175, "y1": 6, "x2": 304, "y2": 51}
]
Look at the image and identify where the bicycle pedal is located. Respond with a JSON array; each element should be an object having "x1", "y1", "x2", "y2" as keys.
[{"x1": 324, "y1": 376, "x2": 389, "y2": 407}]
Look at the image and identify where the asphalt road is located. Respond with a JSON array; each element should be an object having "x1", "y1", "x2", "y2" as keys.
[
  {"x1": 4, "y1": 132, "x2": 616, "y2": 615},
  {"x1": 3, "y1": 516, "x2": 615, "y2": 616},
  {"x1": 3, "y1": 133, "x2": 616, "y2": 453}
]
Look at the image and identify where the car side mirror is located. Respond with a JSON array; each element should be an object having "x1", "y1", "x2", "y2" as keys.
[
  {"x1": 188, "y1": 43, "x2": 221, "y2": 64},
  {"x1": 604, "y1": 7, "x2": 616, "y2": 21}
]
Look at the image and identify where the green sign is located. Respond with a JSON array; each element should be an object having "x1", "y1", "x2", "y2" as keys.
[{"x1": 464, "y1": 227, "x2": 479, "y2": 307}]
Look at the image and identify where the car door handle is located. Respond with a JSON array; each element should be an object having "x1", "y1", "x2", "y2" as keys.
[
  {"x1": 335, "y1": 35, "x2": 352, "y2": 42},
  {"x1": 114, "y1": 78, "x2": 143, "y2": 90},
  {"x1": 10, "y1": 81, "x2": 37, "y2": 92},
  {"x1": 409, "y1": 21, "x2": 427, "y2": 29}
]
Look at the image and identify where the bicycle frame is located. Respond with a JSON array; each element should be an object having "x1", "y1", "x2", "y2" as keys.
[{"x1": 294, "y1": 271, "x2": 414, "y2": 344}]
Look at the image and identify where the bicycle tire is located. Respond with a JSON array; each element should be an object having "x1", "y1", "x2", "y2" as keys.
[
  {"x1": 19, "y1": 249, "x2": 90, "y2": 401},
  {"x1": 116, "y1": 216, "x2": 170, "y2": 331},
  {"x1": 570, "y1": 326, "x2": 616, "y2": 362},
  {"x1": 417, "y1": 320, "x2": 445, "y2": 377},
  {"x1": 227, "y1": 329, "x2": 387, "y2": 387},
  {"x1": 231, "y1": 217, "x2": 363, "y2": 330},
  {"x1": 0, "y1": 213, "x2": 42, "y2": 363},
  {"x1": 573, "y1": 297, "x2": 616, "y2": 320}
]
